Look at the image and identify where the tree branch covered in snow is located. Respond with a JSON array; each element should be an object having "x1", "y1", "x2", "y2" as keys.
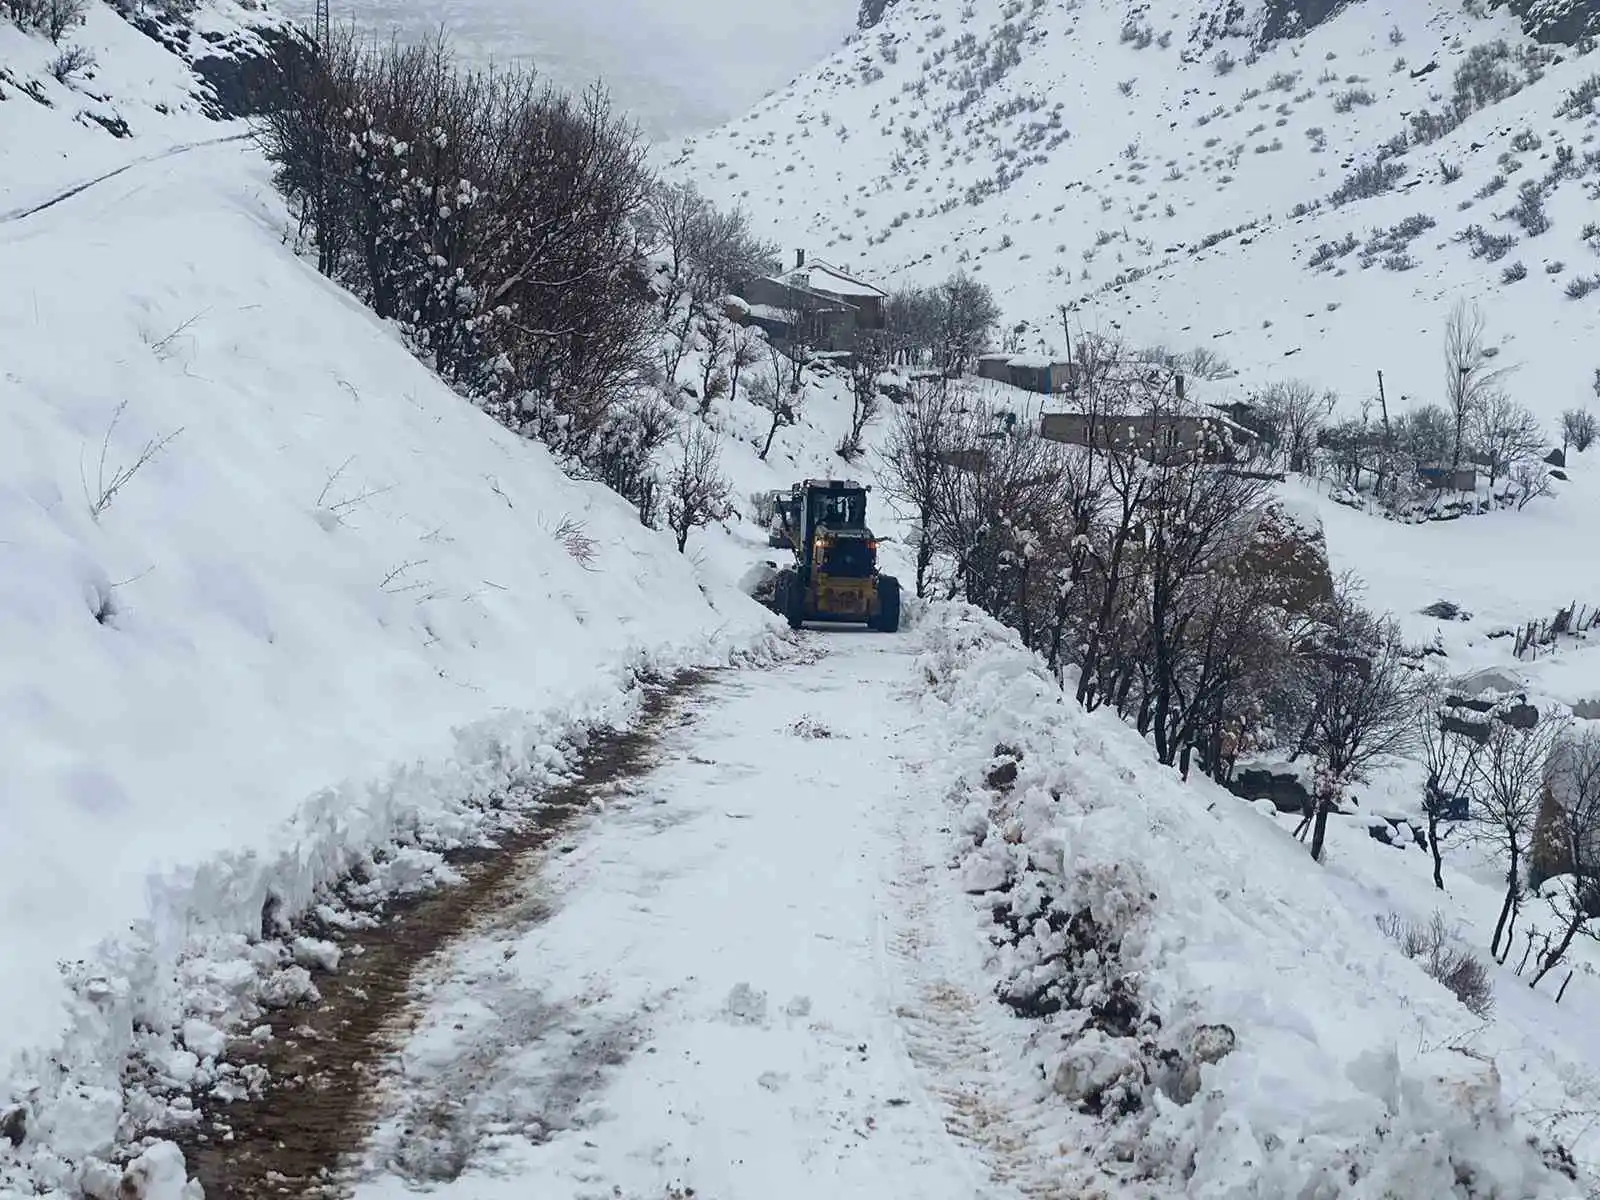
[{"x1": 260, "y1": 32, "x2": 668, "y2": 517}]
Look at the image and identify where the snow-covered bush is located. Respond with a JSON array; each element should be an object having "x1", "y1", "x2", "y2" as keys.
[
  {"x1": 1329, "y1": 159, "x2": 1406, "y2": 206},
  {"x1": 259, "y1": 34, "x2": 664, "y2": 514},
  {"x1": 1377, "y1": 912, "x2": 1496, "y2": 1017}
]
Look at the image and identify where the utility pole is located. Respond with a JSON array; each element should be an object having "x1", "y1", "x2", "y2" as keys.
[
  {"x1": 1057, "y1": 303, "x2": 1076, "y2": 403},
  {"x1": 1376, "y1": 369, "x2": 1393, "y2": 499}
]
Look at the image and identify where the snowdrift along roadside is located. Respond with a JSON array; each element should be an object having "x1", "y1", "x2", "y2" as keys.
[
  {"x1": 0, "y1": 130, "x2": 783, "y2": 1192},
  {"x1": 913, "y1": 604, "x2": 1584, "y2": 1197}
]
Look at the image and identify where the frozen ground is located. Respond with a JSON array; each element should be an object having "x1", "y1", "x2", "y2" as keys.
[{"x1": 272, "y1": 0, "x2": 858, "y2": 140}]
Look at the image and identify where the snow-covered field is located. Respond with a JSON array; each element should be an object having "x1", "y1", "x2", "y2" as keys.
[{"x1": 273, "y1": 0, "x2": 858, "y2": 140}]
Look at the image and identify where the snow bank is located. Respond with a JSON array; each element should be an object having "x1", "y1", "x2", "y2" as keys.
[
  {"x1": 0, "y1": 65, "x2": 784, "y2": 1190},
  {"x1": 912, "y1": 604, "x2": 1585, "y2": 1197}
]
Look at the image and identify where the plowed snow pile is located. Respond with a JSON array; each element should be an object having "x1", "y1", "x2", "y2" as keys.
[{"x1": 914, "y1": 604, "x2": 1584, "y2": 1197}]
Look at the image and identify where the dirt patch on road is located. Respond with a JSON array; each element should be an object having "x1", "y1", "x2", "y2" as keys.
[{"x1": 176, "y1": 672, "x2": 707, "y2": 1199}]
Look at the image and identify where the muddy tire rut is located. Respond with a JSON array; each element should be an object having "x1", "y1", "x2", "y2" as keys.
[{"x1": 175, "y1": 672, "x2": 707, "y2": 1199}]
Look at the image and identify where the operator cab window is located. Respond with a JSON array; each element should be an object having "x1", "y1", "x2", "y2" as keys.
[{"x1": 813, "y1": 491, "x2": 866, "y2": 530}]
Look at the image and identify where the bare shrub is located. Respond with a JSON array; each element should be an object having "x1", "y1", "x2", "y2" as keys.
[
  {"x1": 80, "y1": 401, "x2": 183, "y2": 521},
  {"x1": 1329, "y1": 159, "x2": 1406, "y2": 206},
  {"x1": 551, "y1": 515, "x2": 599, "y2": 570},
  {"x1": 664, "y1": 422, "x2": 731, "y2": 554},
  {"x1": 1511, "y1": 460, "x2": 1552, "y2": 510},
  {"x1": 1561, "y1": 407, "x2": 1596, "y2": 454},
  {"x1": 259, "y1": 35, "x2": 660, "y2": 511},
  {"x1": 1332, "y1": 87, "x2": 1375, "y2": 113},
  {"x1": 48, "y1": 44, "x2": 95, "y2": 83},
  {"x1": 1377, "y1": 912, "x2": 1496, "y2": 1017},
  {"x1": 1508, "y1": 180, "x2": 1551, "y2": 235}
]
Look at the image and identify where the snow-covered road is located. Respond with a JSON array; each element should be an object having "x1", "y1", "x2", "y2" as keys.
[{"x1": 347, "y1": 631, "x2": 1058, "y2": 1200}]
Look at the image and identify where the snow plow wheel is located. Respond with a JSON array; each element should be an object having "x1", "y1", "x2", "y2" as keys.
[
  {"x1": 775, "y1": 568, "x2": 806, "y2": 630},
  {"x1": 873, "y1": 575, "x2": 901, "y2": 633}
]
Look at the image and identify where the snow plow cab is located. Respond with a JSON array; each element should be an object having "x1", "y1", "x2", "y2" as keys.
[{"x1": 768, "y1": 479, "x2": 900, "y2": 633}]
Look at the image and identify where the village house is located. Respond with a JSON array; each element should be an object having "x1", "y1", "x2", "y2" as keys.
[
  {"x1": 726, "y1": 252, "x2": 887, "y2": 355},
  {"x1": 1038, "y1": 408, "x2": 1260, "y2": 465},
  {"x1": 976, "y1": 352, "x2": 1078, "y2": 395}
]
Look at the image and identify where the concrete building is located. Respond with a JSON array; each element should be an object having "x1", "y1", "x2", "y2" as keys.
[
  {"x1": 976, "y1": 353, "x2": 1078, "y2": 395},
  {"x1": 1039, "y1": 409, "x2": 1259, "y2": 464}
]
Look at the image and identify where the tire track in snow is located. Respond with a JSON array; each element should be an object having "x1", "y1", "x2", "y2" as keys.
[
  {"x1": 882, "y1": 771, "x2": 1117, "y2": 1200},
  {"x1": 0, "y1": 132, "x2": 251, "y2": 226},
  {"x1": 175, "y1": 672, "x2": 709, "y2": 1200}
]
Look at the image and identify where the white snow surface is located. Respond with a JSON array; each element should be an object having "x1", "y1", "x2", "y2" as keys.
[{"x1": 343, "y1": 612, "x2": 1588, "y2": 1197}]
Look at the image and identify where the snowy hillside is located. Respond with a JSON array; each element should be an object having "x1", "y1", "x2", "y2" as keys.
[
  {"x1": 0, "y1": 5, "x2": 786, "y2": 1193},
  {"x1": 666, "y1": 0, "x2": 1600, "y2": 426}
]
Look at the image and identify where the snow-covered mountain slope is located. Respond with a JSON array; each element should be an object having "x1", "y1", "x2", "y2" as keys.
[
  {"x1": 0, "y1": 6, "x2": 783, "y2": 1192},
  {"x1": 667, "y1": 0, "x2": 1600, "y2": 426},
  {"x1": 0, "y1": 0, "x2": 307, "y2": 214}
]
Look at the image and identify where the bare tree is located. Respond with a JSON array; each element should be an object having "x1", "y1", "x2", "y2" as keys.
[
  {"x1": 1527, "y1": 727, "x2": 1600, "y2": 986},
  {"x1": 1471, "y1": 391, "x2": 1544, "y2": 487},
  {"x1": 840, "y1": 332, "x2": 887, "y2": 460},
  {"x1": 1469, "y1": 710, "x2": 1570, "y2": 960},
  {"x1": 755, "y1": 343, "x2": 802, "y2": 461},
  {"x1": 1442, "y1": 299, "x2": 1511, "y2": 471},
  {"x1": 877, "y1": 377, "x2": 956, "y2": 597},
  {"x1": 47, "y1": 44, "x2": 95, "y2": 84},
  {"x1": 644, "y1": 180, "x2": 780, "y2": 318},
  {"x1": 728, "y1": 323, "x2": 764, "y2": 406},
  {"x1": 697, "y1": 309, "x2": 733, "y2": 413},
  {"x1": 1298, "y1": 575, "x2": 1426, "y2": 862},
  {"x1": 885, "y1": 286, "x2": 944, "y2": 366},
  {"x1": 1254, "y1": 380, "x2": 1334, "y2": 474},
  {"x1": 936, "y1": 273, "x2": 1001, "y2": 376},
  {"x1": 1561, "y1": 407, "x2": 1596, "y2": 456},
  {"x1": 38, "y1": 0, "x2": 86, "y2": 42},
  {"x1": 665, "y1": 422, "x2": 732, "y2": 553},
  {"x1": 1417, "y1": 689, "x2": 1480, "y2": 891}
]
